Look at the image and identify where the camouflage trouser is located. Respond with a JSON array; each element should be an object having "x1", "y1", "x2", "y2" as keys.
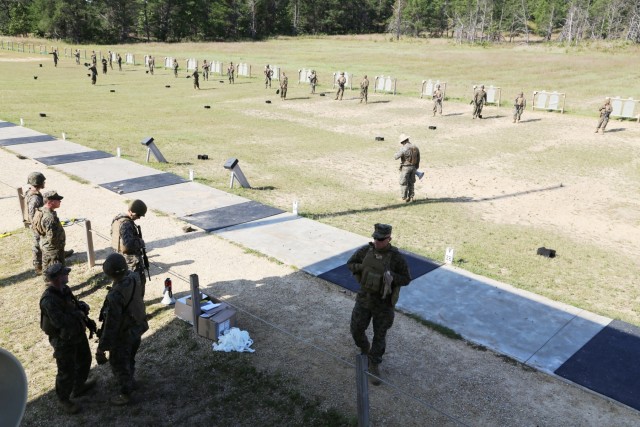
[
  {"x1": 265, "y1": 77, "x2": 271, "y2": 88},
  {"x1": 109, "y1": 330, "x2": 141, "y2": 395},
  {"x1": 310, "y1": 83, "x2": 316, "y2": 94},
  {"x1": 513, "y1": 105, "x2": 524, "y2": 121},
  {"x1": 473, "y1": 102, "x2": 484, "y2": 118},
  {"x1": 596, "y1": 115, "x2": 610, "y2": 130},
  {"x1": 203, "y1": 71, "x2": 208, "y2": 80},
  {"x1": 350, "y1": 292, "x2": 395, "y2": 365},
  {"x1": 399, "y1": 166, "x2": 417, "y2": 200},
  {"x1": 229, "y1": 74, "x2": 234, "y2": 84},
  {"x1": 360, "y1": 89, "x2": 368, "y2": 103},
  {"x1": 50, "y1": 335, "x2": 91, "y2": 401},
  {"x1": 433, "y1": 99, "x2": 442, "y2": 115},
  {"x1": 280, "y1": 87, "x2": 287, "y2": 99},
  {"x1": 43, "y1": 248, "x2": 65, "y2": 272},
  {"x1": 32, "y1": 230, "x2": 42, "y2": 268},
  {"x1": 335, "y1": 87, "x2": 344, "y2": 100}
]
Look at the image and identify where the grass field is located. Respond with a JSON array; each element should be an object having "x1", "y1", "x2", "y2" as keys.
[{"x1": 1, "y1": 34, "x2": 639, "y2": 330}]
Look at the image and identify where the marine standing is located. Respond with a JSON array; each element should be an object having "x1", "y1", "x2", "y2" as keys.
[
  {"x1": 393, "y1": 134, "x2": 420, "y2": 203},
  {"x1": 32, "y1": 191, "x2": 67, "y2": 271},
  {"x1": 513, "y1": 92, "x2": 526, "y2": 123},
  {"x1": 228, "y1": 62, "x2": 235, "y2": 84},
  {"x1": 280, "y1": 72, "x2": 288, "y2": 100},
  {"x1": 96, "y1": 253, "x2": 149, "y2": 406},
  {"x1": 108, "y1": 51, "x2": 113, "y2": 70},
  {"x1": 192, "y1": 67, "x2": 200, "y2": 89},
  {"x1": 91, "y1": 50, "x2": 97, "y2": 66},
  {"x1": 595, "y1": 97, "x2": 613, "y2": 134},
  {"x1": 25, "y1": 172, "x2": 46, "y2": 275},
  {"x1": 173, "y1": 58, "x2": 179, "y2": 78},
  {"x1": 117, "y1": 53, "x2": 122, "y2": 71},
  {"x1": 202, "y1": 60, "x2": 209, "y2": 81},
  {"x1": 40, "y1": 263, "x2": 96, "y2": 414},
  {"x1": 148, "y1": 55, "x2": 154, "y2": 75},
  {"x1": 52, "y1": 49, "x2": 59, "y2": 67},
  {"x1": 309, "y1": 70, "x2": 318, "y2": 94},
  {"x1": 335, "y1": 72, "x2": 346, "y2": 100},
  {"x1": 111, "y1": 199, "x2": 148, "y2": 296},
  {"x1": 472, "y1": 84, "x2": 487, "y2": 119},
  {"x1": 89, "y1": 64, "x2": 98, "y2": 85},
  {"x1": 432, "y1": 84, "x2": 443, "y2": 116},
  {"x1": 75, "y1": 49, "x2": 80, "y2": 65},
  {"x1": 348, "y1": 223, "x2": 412, "y2": 386},
  {"x1": 265, "y1": 65, "x2": 273, "y2": 88},
  {"x1": 360, "y1": 75, "x2": 369, "y2": 104},
  {"x1": 101, "y1": 57, "x2": 108, "y2": 75}
]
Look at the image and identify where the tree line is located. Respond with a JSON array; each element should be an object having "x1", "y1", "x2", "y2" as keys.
[{"x1": 1, "y1": 0, "x2": 639, "y2": 44}]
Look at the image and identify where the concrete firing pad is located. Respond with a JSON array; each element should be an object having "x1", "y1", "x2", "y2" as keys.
[
  {"x1": 127, "y1": 181, "x2": 248, "y2": 218},
  {"x1": 7, "y1": 139, "x2": 105, "y2": 160},
  {"x1": 215, "y1": 213, "x2": 370, "y2": 275},
  {"x1": 55, "y1": 157, "x2": 161, "y2": 184},
  {"x1": 36, "y1": 150, "x2": 113, "y2": 165},
  {"x1": 0, "y1": 125, "x2": 49, "y2": 140},
  {"x1": 396, "y1": 265, "x2": 609, "y2": 373},
  {"x1": 100, "y1": 173, "x2": 187, "y2": 194},
  {"x1": 181, "y1": 201, "x2": 283, "y2": 232},
  {"x1": 0, "y1": 121, "x2": 16, "y2": 128},
  {"x1": 0, "y1": 134, "x2": 56, "y2": 146}
]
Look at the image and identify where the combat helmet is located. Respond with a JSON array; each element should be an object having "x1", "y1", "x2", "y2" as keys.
[
  {"x1": 28, "y1": 172, "x2": 46, "y2": 186},
  {"x1": 129, "y1": 199, "x2": 147, "y2": 217},
  {"x1": 103, "y1": 253, "x2": 128, "y2": 277}
]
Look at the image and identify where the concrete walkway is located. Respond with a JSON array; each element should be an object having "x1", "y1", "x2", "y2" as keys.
[{"x1": 2, "y1": 121, "x2": 639, "y2": 412}]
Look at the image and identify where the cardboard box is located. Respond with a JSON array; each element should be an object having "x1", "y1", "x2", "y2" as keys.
[{"x1": 174, "y1": 294, "x2": 237, "y2": 341}]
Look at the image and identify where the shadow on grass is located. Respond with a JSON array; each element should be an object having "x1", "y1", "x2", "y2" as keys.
[
  {"x1": 252, "y1": 186, "x2": 276, "y2": 191},
  {"x1": 285, "y1": 97, "x2": 311, "y2": 101},
  {"x1": 605, "y1": 128, "x2": 625, "y2": 133},
  {"x1": 367, "y1": 100, "x2": 390, "y2": 104},
  {"x1": 519, "y1": 118, "x2": 542, "y2": 123}
]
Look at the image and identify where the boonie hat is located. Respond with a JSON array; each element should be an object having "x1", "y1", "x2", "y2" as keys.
[
  {"x1": 372, "y1": 223, "x2": 392, "y2": 239},
  {"x1": 398, "y1": 133, "x2": 410, "y2": 144}
]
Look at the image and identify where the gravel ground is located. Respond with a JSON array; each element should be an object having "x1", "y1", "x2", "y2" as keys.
[{"x1": 1, "y1": 147, "x2": 639, "y2": 426}]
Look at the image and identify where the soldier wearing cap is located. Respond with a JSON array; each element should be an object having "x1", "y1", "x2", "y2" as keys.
[
  {"x1": 394, "y1": 134, "x2": 420, "y2": 202},
  {"x1": 432, "y1": 84, "x2": 443, "y2": 116},
  {"x1": 347, "y1": 223, "x2": 412, "y2": 385},
  {"x1": 335, "y1": 72, "x2": 346, "y2": 100},
  {"x1": 280, "y1": 72, "x2": 288, "y2": 100},
  {"x1": 513, "y1": 91, "x2": 526, "y2": 123},
  {"x1": 40, "y1": 263, "x2": 96, "y2": 414},
  {"x1": 472, "y1": 84, "x2": 487, "y2": 119},
  {"x1": 96, "y1": 253, "x2": 149, "y2": 406},
  {"x1": 33, "y1": 190, "x2": 68, "y2": 271},
  {"x1": 595, "y1": 97, "x2": 613, "y2": 134},
  {"x1": 25, "y1": 172, "x2": 46, "y2": 275},
  {"x1": 111, "y1": 199, "x2": 148, "y2": 296},
  {"x1": 360, "y1": 75, "x2": 369, "y2": 104}
]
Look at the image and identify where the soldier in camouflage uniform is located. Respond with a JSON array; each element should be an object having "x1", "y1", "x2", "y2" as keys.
[
  {"x1": 228, "y1": 62, "x2": 235, "y2": 84},
  {"x1": 33, "y1": 191, "x2": 67, "y2": 271},
  {"x1": 111, "y1": 200, "x2": 148, "y2": 297},
  {"x1": 348, "y1": 223, "x2": 412, "y2": 385},
  {"x1": 309, "y1": 70, "x2": 317, "y2": 94},
  {"x1": 360, "y1": 75, "x2": 369, "y2": 104},
  {"x1": 202, "y1": 60, "x2": 210, "y2": 81},
  {"x1": 595, "y1": 97, "x2": 613, "y2": 134},
  {"x1": 25, "y1": 172, "x2": 46, "y2": 275},
  {"x1": 472, "y1": 84, "x2": 487, "y2": 119},
  {"x1": 394, "y1": 134, "x2": 420, "y2": 202},
  {"x1": 147, "y1": 55, "x2": 154, "y2": 75},
  {"x1": 513, "y1": 92, "x2": 526, "y2": 123},
  {"x1": 173, "y1": 58, "x2": 179, "y2": 77},
  {"x1": 280, "y1": 72, "x2": 288, "y2": 100},
  {"x1": 335, "y1": 72, "x2": 346, "y2": 100},
  {"x1": 40, "y1": 263, "x2": 97, "y2": 414},
  {"x1": 192, "y1": 67, "x2": 200, "y2": 90},
  {"x1": 432, "y1": 84, "x2": 443, "y2": 116},
  {"x1": 96, "y1": 253, "x2": 149, "y2": 406},
  {"x1": 265, "y1": 65, "x2": 273, "y2": 88}
]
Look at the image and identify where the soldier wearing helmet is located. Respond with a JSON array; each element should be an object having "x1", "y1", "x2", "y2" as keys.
[
  {"x1": 513, "y1": 91, "x2": 527, "y2": 123},
  {"x1": 335, "y1": 72, "x2": 346, "y2": 101},
  {"x1": 97, "y1": 253, "x2": 149, "y2": 406},
  {"x1": 309, "y1": 70, "x2": 318, "y2": 94},
  {"x1": 25, "y1": 172, "x2": 46, "y2": 274},
  {"x1": 595, "y1": 97, "x2": 613, "y2": 134},
  {"x1": 472, "y1": 84, "x2": 487, "y2": 119},
  {"x1": 111, "y1": 199, "x2": 148, "y2": 296},
  {"x1": 264, "y1": 64, "x2": 273, "y2": 88},
  {"x1": 432, "y1": 83, "x2": 443, "y2": 116}
]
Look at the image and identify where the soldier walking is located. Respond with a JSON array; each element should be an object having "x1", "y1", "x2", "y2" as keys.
[
  {"x1": 335, "y1": 72, "x2": 346, "y2": 100},
  {"x1": 432, "y1": 84, "x2": 443, "y2": 116},
  {"x1": 595, "y1": 97, "x2": 613, "y2": 134},
  {"x1": 25, "y1": 172, "x2": 46, "y2": 275},
  {"x1": 111, "y1": 200, "x2": 148, "y2": 296},
  {"x1": 393, "y1": 134, "x2": 420, "y2": 203},
  {"x1": 360, "y1": 75, "x2": 369, "y2": 104},
  {"x1": 348, "y1": 223, "x2": 412, "y2": 386},
  {"x1": 40, "y1": 263, "x2": 97, "y2": 414},
  {"x1": 472, "y1": 85, "x2": 487, "y2": 119},
  {"x1": 513, "y1": 92, "x2": 526, "y2": 123},
  {"x1": 280, "y1": 72, "x2": 288, "y2": 100},
  {"x1": 96, "y1": 253, "x2": 149, "y2": 406}
]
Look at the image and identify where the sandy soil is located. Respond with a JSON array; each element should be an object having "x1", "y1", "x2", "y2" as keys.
[{"x1": 1, "y1": 131, "x2": 639, "y2": 425}]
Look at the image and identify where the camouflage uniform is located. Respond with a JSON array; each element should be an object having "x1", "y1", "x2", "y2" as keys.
[
  {"x1": 108, "y1": 51, "x2": 113, "y2": 70},
  {"x1": 309, "y1": 71, "x2": 317, "y2": 94},
  {"x1": 394, "y1": 135, "x2": 420, "y2": 202},
  {"x1": 89, "y1": 65, "x2": 97, "y2": 85},
  {"x1": 595, "y1": 99, "x2": 613, "y2": 133},
  {"x1": 192, "y1": 69, "x2": 200, "y2": 89},
  {"x1": 75, "y1": 49, "x2": 80, "y2": 65},
  {"x1": 38, "y1": 206, "x2": 66, "y2": 270},
  {"x1": 360, "y1": 76, "x2": 369, "y2": 104},
  {"x1": 52, "y1": 50, "x2": 59, "y2": 67},
  {"x1": 173, "y1": 59, "x2": 179, "y2": 77},
  {"x1": 98, "y1": 271, "x2": 148, "y2": 398},
  {"x1": 101, "y1": 58, "x2": 108, "y2": 74},
  {"x1": 432, "y1": 85, "x2": 443, "y2": 116},
  {"x1": 265, "y1": 66, "x2": 272, "y2": 88},
  {"x1": 111, "y1": 214, "x2": 147, "y2": 296},
  {"x1": 202, "y1": 61, "x2": 209, "y2": 81},
  {"x1": 348, "y1": 236, "x2": 411, "y2": 365},
  {"x1": 40, "y1": 268, "x2": 92, "y2": 404},
  {"x1": 335, "y1": 74, "x2": 346, "y2": 100},
  {"x1": 280, "y1": 74, "x2": 288, "y2": 99},
  {"x1": 25, "y1": 187, "x2": 44, "y2": 270},
  {"x1": 117, "y1": 54, "x2": 122, "y2": 71},
  {"x1": 513, "y1": 93, "x2": 526, "y2": 123},
  {"x1": 472, "y1": 86, "x2": 487, "y2": 119},
  {"x1": 148, "y1": 56, "x2": 154, "y2": 75},
  {"x1": 228, "y1": 63, "x2": 235, "y2": 84},
  {"x1": 91, "y1": 51, "x2": 96, "y2": 65}
]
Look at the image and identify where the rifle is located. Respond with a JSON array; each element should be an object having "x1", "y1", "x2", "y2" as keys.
[{"x1": 136, "y1": 224, "x2": 151, "y2": 280}]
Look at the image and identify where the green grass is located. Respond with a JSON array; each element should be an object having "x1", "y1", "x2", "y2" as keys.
[{"x1": 1, "y1": 35, "x2": 640, "y2": 327}]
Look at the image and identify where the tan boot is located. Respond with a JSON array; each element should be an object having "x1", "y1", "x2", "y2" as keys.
[{"x1": 35, "y1": 264, "x2": 43, "y2": 275}]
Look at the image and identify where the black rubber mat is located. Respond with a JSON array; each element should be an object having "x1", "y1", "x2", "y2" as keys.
[
  {"x1": 35, "y1": 150, "x2": 113, "y2": 165},
  {"x1": 318, "y1": 250, "x2": 441, "y2": 292},
  {"x1": 100, "y1": 172, "x2": 187, "y2": 194},
  {"x1": 181, "y1": 201, "x2": 284, "y2": 232},
  {"x1": 0, "y1": 134, "x2": 56, "y2": 146},
  {"x1": 0, "y1": 122, "x2": 16, "y2": 128},
  {"x1": 555, "y1": 319, "x2": 640, "y2": 411}
]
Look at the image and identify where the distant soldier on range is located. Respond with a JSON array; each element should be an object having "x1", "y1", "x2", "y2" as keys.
[
  {"x1": 432, "y1": 84, "x2": 443, "y2": 116},
  {"x1": 595, "y1": 97, "x2": 613, "y2": 134},
  {"x1": 265, "y1": 64, "x2": 273, "y2": 88},
  {"x1": 513, "y1": 91, "x2": 526, "y2": 123},
  {"x1": 111, "y1": 200, "x2": 148, "y2": 296},
  {"x1": 360, "y1": 75, "x2": 369, "y2": 104},
  {"x1": 280, "y1": 72, "x2": 288, "y2": 100},
  {"x1": 309, "y1": 70, "x2": 318, "y2": 94},
  {"x1": 335, "y1": 72, "x2": 346, "y2": 100},
  {"x1": 472, "y1": 84, "x2": 487, "y2": 119}
]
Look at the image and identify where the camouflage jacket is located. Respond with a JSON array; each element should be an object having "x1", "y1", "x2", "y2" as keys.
[
  {"x1": 474, "y1": 89, "x2": 487, "y2": 105},
  {"x1": 111, "y1": 213, "x2": 144, "y2": 270},
  {"x1": 40, "y1": 207, "x2": 65, "y2": 253},
  {"x1": 361, "y1": 78, "x2": 369, "y2": 90},
  {"x1": 40, "y1": 284, "x2": 86, "y2": 343},
  {"x1": 433, "y1": 89, "x2": 443, "y2": 101},
  {"x1": 25, "y1": 187, "x2": 43, "y2": 223},
  {"x1": 514, "y1": 96, "x2": 526, "y2": 107},
  {"x1": 599, "y1": 103, "x2": 612, "y2": 117},
  {"x1": 394, "y1": 142, "x2": 420, "y2": 168},
  {"x1": 281, "y1": 76, "x2": 288, "y2": 89}
]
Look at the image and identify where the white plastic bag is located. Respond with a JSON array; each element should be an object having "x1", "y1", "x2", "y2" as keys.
[{"x1": 212, "y1": 327, "x2": 255, "y2": 353}]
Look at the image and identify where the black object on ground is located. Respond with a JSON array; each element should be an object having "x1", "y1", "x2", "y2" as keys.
[{"x1": 536, "y1": 247, "x2": 556, "y2": 258}]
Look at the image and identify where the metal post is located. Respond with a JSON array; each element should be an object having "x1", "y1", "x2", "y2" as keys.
[
  {"x1": 16, "y1": 188, "x2": 27, "y2": 228},
  {"x1": 356, "y1": 354, "x2": 370, "y2": 427},
  {"x1": 84, "y1": 220, "x2": 95, "y2": 268},
  {"x1": 146, "y1": 148, "x2": 151, "y2": 163},
  {"x1": 189, "y1": 274, "x2": 201, "y2": 335}
]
